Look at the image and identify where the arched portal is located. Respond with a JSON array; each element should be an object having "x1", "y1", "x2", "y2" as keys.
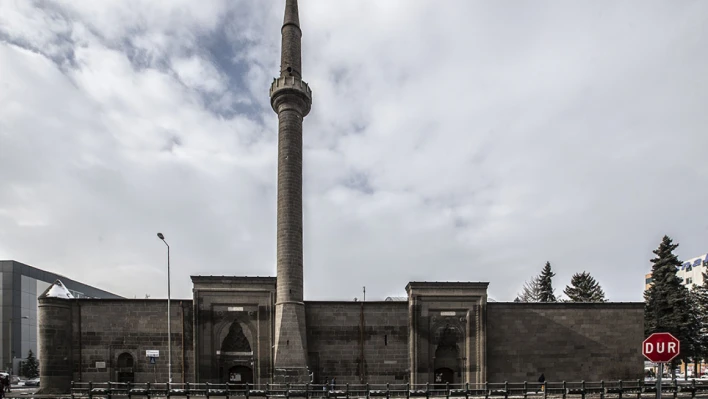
[
  {"x1": 221, "y1": 321, "x2": 252, "y2": 353},
  {"x1": 219, "y1": 321, "x2": 254, "y2": 383},
  {"x1": 116, "y1": 352, "x2": 135, "y2": 383},
  {"x1": 433, "y1": 326, "x2": 461, "y2": 387}
]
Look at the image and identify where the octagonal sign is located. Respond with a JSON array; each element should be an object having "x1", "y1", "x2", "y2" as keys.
[{"x1": 643, "y1": 332, "x2": 680, "y2": 363}]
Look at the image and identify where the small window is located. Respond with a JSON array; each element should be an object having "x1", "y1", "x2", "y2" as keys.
[
  {"x1": 687, "y1": 278, "x2": 693, "y2": 285},
  {"x1": 384, "y1": 335, "x2": 388, "y2": 346}
]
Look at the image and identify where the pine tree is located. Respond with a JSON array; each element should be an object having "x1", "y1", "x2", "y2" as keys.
[
  {"x1": 690, "y1": 271, "x2": 708, "y2": 374},
  {"x1": 684, "y1": 289, "x2": 706, "y2": 378},
  {"x1": 563, "y1": 271, "x2": 607, "y2": 302},
  {"x1": 538, "y1": 261, "x2": 557, "y2": 302},
  {"x1": 644, "y1": 235, "x2": 695, "y2": 376},
  {"x1": 21, "y1": 349, "x2": 39, "y2": 379},
  {"x1": 516, "y1": 276, "x2": 541, "y2": 302}
]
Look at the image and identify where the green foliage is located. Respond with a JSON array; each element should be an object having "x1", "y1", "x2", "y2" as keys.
[
  {"x1": 563, "y1": 271, "x2": 607, "y2": 302},
  {"x1": 21, "y1": 349, "x2": 39, "y2": 378},
  {"x1": 538, "y1": 261, "x2": 557, "y2": 302},
  {"x1": 684, "y1": 289, "x2": 707, "y2": 366},
  {"x1": 516, "y1": 262, "x2": 557, "y2": 302},
  {"x1": 688, "y1": 271, "x2": 708, "y2": 363},
  {"x1": 643, "y1": 235, "x2": 696, "y2": 369}
]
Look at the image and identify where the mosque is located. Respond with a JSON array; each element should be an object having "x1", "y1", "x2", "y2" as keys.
[{"x1": 37, "y1": 0, "x2": 644, "y2": 393}]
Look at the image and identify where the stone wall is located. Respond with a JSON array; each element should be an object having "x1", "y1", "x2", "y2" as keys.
[
  {"x1": 486, "y1": 303, "x2": 644, "y2": 383},
  {"x1": 71, "y1": 299, "x2": 194, "y2": 384},
  {"x1": 305, "y1": 301, "x2": 409, "y2": 385},
  {"x1": 39, "y1": 285, "x2": 648, "y2": 389}
]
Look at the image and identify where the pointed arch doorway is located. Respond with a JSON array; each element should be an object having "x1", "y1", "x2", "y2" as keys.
[
  {"x1": 218, "y1": 320, "x2": 254, "y2": 386},
  {"x1": 433, "y1": 326, "x2": 461, "y2": 388}
]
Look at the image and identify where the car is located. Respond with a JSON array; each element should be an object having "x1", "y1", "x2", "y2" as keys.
[{"x1": 24, "y1": 378, "x2": 39, "y2": 387}]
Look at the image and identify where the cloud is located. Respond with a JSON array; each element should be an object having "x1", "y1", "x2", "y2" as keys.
[{"x1": 1, "y1": 0, "x2": 707, "y2": 302}]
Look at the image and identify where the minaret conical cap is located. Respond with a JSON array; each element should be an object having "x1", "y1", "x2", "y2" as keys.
[{"x1": 283, "y1": 0, "x2": 300, "y2": 28}]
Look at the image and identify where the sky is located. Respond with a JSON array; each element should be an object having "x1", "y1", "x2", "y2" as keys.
[{"x1": 1, "y1": 0, "x2": 707, "y2": 302}]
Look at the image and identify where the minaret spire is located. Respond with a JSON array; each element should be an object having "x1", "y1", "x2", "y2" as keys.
[
  {"x1": 269, "y1": 0, "x2": 313, "y2": 384},
  {"x1": 283, "y1": 0, "x2": 300, "y2": 29},
  {"x1": 280, "y1": 0, "x2": 302, "y2": 79}
]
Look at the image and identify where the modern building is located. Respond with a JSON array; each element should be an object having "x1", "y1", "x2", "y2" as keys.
[
  {"x1": 0, "y1": 260, "x2": 121, "y2": 375},
  {"x1": 677, "y1": 253, "x2": 708, "y2": 288}
]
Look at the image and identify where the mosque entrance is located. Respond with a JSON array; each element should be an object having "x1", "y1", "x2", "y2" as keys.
[
  {"x1": 116, "y1": 352, "x2": 135, "y2": 383},
  {"x1": 219, "y1": 320, "x2": 254, "y2": 384},
  {"x1": 433, "y1": 326, "x2": 461, "y2": 387}
]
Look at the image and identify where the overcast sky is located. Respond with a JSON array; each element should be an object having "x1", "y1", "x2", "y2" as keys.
[{"x1": 1, "y1": 0, "x2": 707, "y2": 302}]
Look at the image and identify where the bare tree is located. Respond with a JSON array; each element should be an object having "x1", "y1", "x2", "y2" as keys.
[{"x1": 516, "y1": 275, "x2": 541, "y2": 302}]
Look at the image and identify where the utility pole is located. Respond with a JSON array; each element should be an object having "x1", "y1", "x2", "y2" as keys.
[{"x1": 157, "y1": 232, "x2": 172, "y2": 384}]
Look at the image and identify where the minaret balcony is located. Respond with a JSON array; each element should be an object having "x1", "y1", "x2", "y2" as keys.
[
  {"x1": 270, "y1": 76, "x2": 312, "y2": 98},
  {"x1": 270, "y1": 76, "x2": 312, "y2": 115}
]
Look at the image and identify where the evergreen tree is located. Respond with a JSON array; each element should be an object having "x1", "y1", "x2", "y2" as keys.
[
  {"x1": 690, "y1": 271, "x2": 708, "y2": 374},
  {"x1": 644, "y1": 235, "x2": 695, "y2": 376},
  {"x1": 21, "y1": 349, "x2": 39, "y2": 379},
  {"x1": 516, "y1": 276, "x2": 541, "y2": 302},
  {"x1": 538, "y1": 261, "x2": 557, "y2": 302},
  {"x1": 684, "y1": 288, "x2": 707, "y2": 378},
  {"x1": 563, "y1": 271, "x2": 607, "y2": 302}
]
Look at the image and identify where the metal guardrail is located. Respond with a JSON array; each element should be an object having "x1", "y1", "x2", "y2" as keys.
[{"x1": 68, "y1": 380, "x2": 708, "y2": 399}]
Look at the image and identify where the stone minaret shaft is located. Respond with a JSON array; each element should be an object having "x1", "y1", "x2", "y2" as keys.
[{"x1": 269, "y1": 0, "x2": 312, "y2": 382}]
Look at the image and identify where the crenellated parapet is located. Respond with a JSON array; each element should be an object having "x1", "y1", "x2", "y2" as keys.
[{"x1": 269, "y1": 76, "x2": 312, "y2": 116}]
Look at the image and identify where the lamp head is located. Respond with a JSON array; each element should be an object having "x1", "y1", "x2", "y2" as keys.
[{"x1": 157, "y1": 232, "x2": 165, "y2": 240}]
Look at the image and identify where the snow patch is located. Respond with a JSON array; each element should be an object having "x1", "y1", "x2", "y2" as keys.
[{"x1": 43, "y1": 280, "x2": 74, "y2": 299}]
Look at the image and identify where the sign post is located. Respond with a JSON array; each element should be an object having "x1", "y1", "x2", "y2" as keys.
[
  {"x1": 146, "y1": 349, "x2": 160, "y2": 383},
  {"x1": 643, "y1": 333, "x2": 681, "y2": 399}
]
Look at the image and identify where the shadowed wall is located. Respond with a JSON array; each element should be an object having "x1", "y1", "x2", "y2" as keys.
[{"x1": 486, "y1": 303, "x2": 644, "y2": 383}]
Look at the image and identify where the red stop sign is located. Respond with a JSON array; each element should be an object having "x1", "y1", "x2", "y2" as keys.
[{"x1": 643, "y1": 332, "x2": 680, "y2": 363}]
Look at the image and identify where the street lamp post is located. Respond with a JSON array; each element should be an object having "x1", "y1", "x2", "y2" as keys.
[
  {"x1": 157, "y1": 232, "x2": 172, "y2": 384},
  {"x1": 8, "y1": 316, "x2": 29, "y2": 375}
]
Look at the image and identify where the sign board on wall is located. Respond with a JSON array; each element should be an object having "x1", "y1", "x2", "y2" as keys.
[
  {"x1": 95, "y1": 362, "x2": 106, "y2": 369},
  {"x1": 146, "y1": 350, "x2": 159, "y2": 357}
]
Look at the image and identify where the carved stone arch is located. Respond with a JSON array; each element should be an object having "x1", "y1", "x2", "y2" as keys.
[
  {"x1": 432, "y1": 321, "x2": 464, "y2": 387},
  {"x1": 431, "y1": 319, "x2": 465, "y2": 344},
  {"x1": 214, "y1": 315, "x2": 256, "y2": 354},
  {"x1": 436, "y1": 326, "x2": 463, "y2": 348},
  {"x1": 220, "y1": 321, "x2": 252, "y2": 353},
  {"x1": 213, "y1": 314, "x2": 257, "y2": 384}
]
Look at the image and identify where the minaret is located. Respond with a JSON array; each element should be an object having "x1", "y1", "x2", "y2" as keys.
[{"x1": 269, "y1": 0, "x2": 312, "y2": 383}]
